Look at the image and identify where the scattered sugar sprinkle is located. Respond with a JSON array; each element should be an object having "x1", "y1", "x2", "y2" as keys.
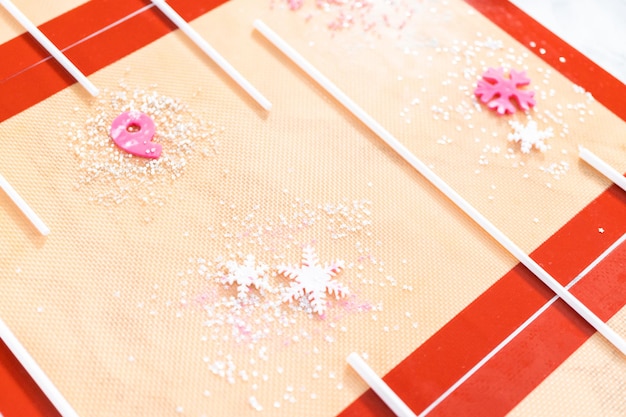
[
  {"x1": 65, "y1": 84, "x2": 219, "y2": 206},
  {"x1": 282, "y1": 0, "x2": 419, "y2": 37},
  {"x1": 393, "y1": 33, "x2": 601, "y2": 203},
  {"x1": 126, "y1": 196, "x2": 414, "y2": 411},
  {"x1": 539, "y1": 161, "x2": 569, "y2": 180}
]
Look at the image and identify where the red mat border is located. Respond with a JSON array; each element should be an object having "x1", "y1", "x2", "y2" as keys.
[{"x1": 0, "y1": 1, "x2": 625, "y2": 416}]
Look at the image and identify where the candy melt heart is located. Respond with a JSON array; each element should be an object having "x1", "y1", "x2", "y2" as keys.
[{"x1": 110, "y1": 111, "x2": 161, "y2": 159}]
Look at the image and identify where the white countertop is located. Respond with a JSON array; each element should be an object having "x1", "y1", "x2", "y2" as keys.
[{"x1": 510, "y1": 0, "x2": 626, "y2": 84}]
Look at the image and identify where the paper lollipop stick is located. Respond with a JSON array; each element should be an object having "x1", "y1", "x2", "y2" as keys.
[
  {"x1": 0, "y1": 318, "x2": 79, "y2": 417},
  {"x1": 347, "y1": 353, "x2": 418, "y2": 417},
  {"x1": 151, "y1": 0, "x2": 271, "y2": 111},
  {"x1": 579, "y1": 146, "x2": 626, "y2": 192},
  {"x1": 0, "y1": 174, "x2": 49, "y2": 235},
  {"x1": 0, "y1": 0, "x2": 99, "y2": 96},
  {"x1": 253, "y1": 19, "x2": 626, "y2": 356}
]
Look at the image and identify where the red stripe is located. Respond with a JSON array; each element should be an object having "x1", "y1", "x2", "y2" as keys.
[
  {"x1": 436, "y1": 238, "x2": 626, "y2": 417},
  {"x1": 339, "y1": 1, "x2": 626, "y2": 415},
  {"x1": 0, "y1": 0, "x2": 227, "y2": 123},
  {"x1": 0, "y1": 0, "x2": 148, "y2": 82},
  {"x1": 439, "y1": 303, "x2": 594, "y2": 417}
]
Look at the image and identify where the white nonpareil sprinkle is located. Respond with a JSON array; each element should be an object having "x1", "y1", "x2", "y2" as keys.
[{"x1": 249, "y1": 396, "x2": 263, "y2": 411}]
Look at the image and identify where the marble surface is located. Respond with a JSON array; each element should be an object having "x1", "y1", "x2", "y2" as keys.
[{"x1": 510, "y1": 0, "x2": 626, "y2": 84}]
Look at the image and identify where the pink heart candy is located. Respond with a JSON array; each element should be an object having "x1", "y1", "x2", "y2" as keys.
[{"x1": 110, "y1": 111, "x2": 161, "y2": 159}]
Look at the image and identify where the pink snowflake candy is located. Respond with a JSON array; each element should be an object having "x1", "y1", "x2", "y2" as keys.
[{"x1": 475, "y1": 67, "x2": 536, "y2": 115}]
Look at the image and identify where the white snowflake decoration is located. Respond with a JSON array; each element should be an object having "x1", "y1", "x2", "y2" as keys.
[
  {"x1": 507, "y1": 120, "x2": 553, "y2": 153},
  {"x1": 223, "y1": 255, "x2": 269, "y2": 298},
  {"x1": 277, "y1": 246, "x2": 349, "y2": 315}
]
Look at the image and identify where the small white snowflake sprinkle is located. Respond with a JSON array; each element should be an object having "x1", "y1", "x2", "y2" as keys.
[
  {"x1": 222, "y1": 255, "x2": 269, "y2": 298},
  {"x1": 277, "y1": 246, "x2": 348, "y2": 315},
  {"x1": 507, "y1": 120, "x2": 552, "y2": 153},
  {"x1": 599, "y1": 227, "x2": 605, "y2": 234}
]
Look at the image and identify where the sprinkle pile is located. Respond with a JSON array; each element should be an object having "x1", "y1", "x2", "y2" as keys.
[
  {"x1": 123, "y1": 196, "x2": 420, "y2": 412},
  {"x1": 65, "y1": 83, "x2": 220, "y2": 206}
]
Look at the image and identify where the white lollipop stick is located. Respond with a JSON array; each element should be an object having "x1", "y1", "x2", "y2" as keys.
[
  {"x1": 0, "y1": 174, "x2": 49, "y2": 236},
  {"x1": 0, "y1": 0, "x2": 99, "y2": 96},
  {"x1": 0, "y1": 318, "x2": 79, "y2": 417},
  {"x1": 347, "y1": 353, "x2": 418, "y2": 417},
  {"x1": 151, "y1": 0, "x2": 271, "y2": 111},
  {"x1": 579, "y1": 146, "x2": 626, "y2": 192},
  {"x1": 253, "y1": 19, "x2": 626, "y2": 355}
]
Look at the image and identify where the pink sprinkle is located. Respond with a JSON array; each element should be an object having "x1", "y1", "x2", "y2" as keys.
[{"x1": 287, "y1": 0, "x2": 304, "y2": 10}]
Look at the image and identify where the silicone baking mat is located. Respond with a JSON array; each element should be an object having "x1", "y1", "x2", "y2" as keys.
[{"x1": 1, "y1": 0, "x2": 626, "y2": 416}]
